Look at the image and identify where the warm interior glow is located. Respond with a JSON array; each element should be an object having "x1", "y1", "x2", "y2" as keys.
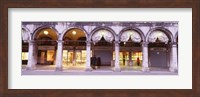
[
  {"x1": 47, "y1": 50, "x2": 54, "y2": 61},
  {"x1": 43, "y1": 30, "x2": 49, "y2": 35},
  {"x1": 72, "y1": 30, "x2": 76, "y2": 35},
  {"x1": 158, "y1": 32, "x2": 162, "y2": 37},
  {"x1": 129, "y1": 32, "x2": 133, "y2": 36},
  {"x1": 62, "y1": 50, "x2": 90, "y2": 65},
  {"x1": 22, "y1": 52, "x2": 28, "y2": 60}
]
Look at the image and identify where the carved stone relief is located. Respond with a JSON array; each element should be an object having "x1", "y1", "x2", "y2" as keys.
[
  {"x1": 92, "y1": 30, "x2": 114, "y2": 44},
  {"x1": 120, "y1": 30, "x2": 141, "y2": 42},
  {"x1": 148, "y1": 31, "x2": 169, "y2": 43}
]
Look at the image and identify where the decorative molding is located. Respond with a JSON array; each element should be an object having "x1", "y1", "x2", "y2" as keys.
[
  {"x1": 57, "y1": 40, "x2": 63, "y2": 46},
  {"x1": 22, "y1": 22, "x2": 178, "y2": 28},
  {"x1": 92, "y1": 30, "x2": 114, "y2": 44},
  {"x1": 28, "y1": 40, "x2": 36, "y2": 46},
  {"x1": 120, "y1": 30, "x2": 142, "y2": 43},
  {"x1": 148, "y1": 30, "x2": 169, "y2": 43}
]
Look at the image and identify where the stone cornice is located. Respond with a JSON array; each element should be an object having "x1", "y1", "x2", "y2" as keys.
[{"x1": 22, "y1": 22, "x2": 178, "y2": 28}]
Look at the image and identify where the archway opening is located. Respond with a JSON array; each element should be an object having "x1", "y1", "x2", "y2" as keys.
[
  {"x1": 62, "y1": 28, "x2": 87, "y2": 69},
  {"x1": 91, "y1": 29, "x2": 114, "y2": 69},
  {"x1": 148, "y1": 30, "x2": 171, "y2": 70},
  {"x1": 119, "y1": 30, "x2": 143, "y2": 70},
  {"x1": 34, "y1": 28, "x2": 58, "y2": 67}
]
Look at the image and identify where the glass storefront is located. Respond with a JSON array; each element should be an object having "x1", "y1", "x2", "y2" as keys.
[
  {"x1": 62, "y1": 50, "x2": 90, "y2": 66},
  {"x1": 132, "y1": 52, "x2": 142, "y2": 66},
  {"x1": 38, "y1": 50, "x2": 55, "y2": 65},
  {"x1": 22, "y1": 52, "x2": 28, "y2": 60},
  {"x1": 47, "y1": 50, "x2": 55, "y2": 61},
  {"x1": 113, "y1": 51, "x2": 143, "y2": 66}
]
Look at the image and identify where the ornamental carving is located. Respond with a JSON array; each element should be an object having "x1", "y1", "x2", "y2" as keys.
[
  {"x1": 92, "y1": 30, "x2": 114, "y2": 44},
  {"x1": 120, "y1": 30, "x2": 141, "y2": 42},
  {"x1": 148, "y1": 31, "x2": 169, "y2": 43},
  {"x1": 22, "y1": 29, "x2": 29, "y2": 42}
]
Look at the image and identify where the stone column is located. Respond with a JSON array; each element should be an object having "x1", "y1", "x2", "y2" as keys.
[
  {"x1": 54, "y1": 48, "x2": 57, "y2": 65},
  {"x1": 167, "y1": 45, "x2": 171, "y2": 67},
  {"x1": 33, "y1": 43, "x2": 38, "y2": 65},
  {"x1": 85, "y1": 41, "x2": 92, "y2": 71},
  {"x1": 114, "y1": 41, "x2": 121, "y2": 72},
  {"x1": 26, "y1": 40, "x2": 36, "y2": 70},
  {"x1": 55, "y1": 40, "x2": 63, "y2": 71},
  {"x1": 169, "y1": 43, "x2": 178, "y2": 72},
  {"x1": 141, "y1": 42, "x2": 149, "y2": 72}
]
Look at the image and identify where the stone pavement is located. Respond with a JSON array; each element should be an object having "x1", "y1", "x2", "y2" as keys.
[{"x1": 22, "y1": 65, "x2": 177, "y2": 75}]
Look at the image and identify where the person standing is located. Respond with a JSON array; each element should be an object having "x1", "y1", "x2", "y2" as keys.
[
  {"x1": 137, "y1": 57, "x2": 140, "y2": 66},
  {"x1": 93, "y1": 55, "x2": 97, "y2": 69},
  {"x1": 91, "y1": 55, "x2": 97, "y2": 69},
  {"x1": 97, "y1": 57, "x2": 101, "y2": 69}
]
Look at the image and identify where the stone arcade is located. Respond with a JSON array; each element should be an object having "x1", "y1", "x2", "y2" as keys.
[{"x1": 22, "y1": 22, "x2": 178, "y2": 72}]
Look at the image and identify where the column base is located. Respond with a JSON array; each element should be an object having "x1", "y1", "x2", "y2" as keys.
[
  {"x1": 85, "y1": 67, "x2": 92, "y2": 72},
  {"x1": 55, "y1": 67, "x2": 63, "y2": 71},
  {"x1": 142, "y1": 67, "x2": 150, "y2": 72},
  {"x1": 113, "y1": 67, "x2": 121, "y2": 72},
  {"x1": 169, "y1": 67, "x2": 178, "y2": 72},
  {"x1": 26, "y1": 65, "x2": 36, "y2": 71}
]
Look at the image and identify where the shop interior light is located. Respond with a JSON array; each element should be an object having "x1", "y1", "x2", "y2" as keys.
[
  {"x1": 72, "y1": 30, "x2": 76, "y2": 35},
  {"x1": 44, "y1": 30, "x2": 49, "y2": 35}
]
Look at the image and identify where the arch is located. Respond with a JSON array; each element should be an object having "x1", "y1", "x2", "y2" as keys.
[
  {"x1": 61, "y1": 27, "x2": 88, "y2": 40},
  {"x1": 119, "y1": 27, "x2": 145, "y2": 42},
  {"x1": 32, "y1": 25, "x2": 59, "y2": 40},
  {"x1": 146, "y1": 27, "x2": 173, "y2": 43},
  {"x1": 174, "y1": 31, "x2": 178, "y2": 43},
  {"x1": 89, "y1": 26, "x2": 117, "y2": 41}
]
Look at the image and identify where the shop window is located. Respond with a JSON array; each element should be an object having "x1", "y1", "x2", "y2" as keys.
[
  {"x1": 47, "y1": 50, "x2": 55, "y2": 61},
  {"x1": 22, "y1": 52, "x2": 28, "y2": 60}
]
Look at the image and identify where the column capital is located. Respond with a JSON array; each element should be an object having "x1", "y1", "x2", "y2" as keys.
[
  {"x1": 141, "y1": 42, "x2": 148, "y2": 47},
  {"x1": 28, "y1": 40, "x2": 36, "y2": 43},
  {"x1": 57, "y1": 40, "x2": 64, "y2": 43},
  {"x1": 86, "y1": 41, "x2": 91, "y2": 47},
  {"x1": 169, "y1": 42, "x2": 178, "y2": 47},
  {"x1": 57, "y1": 40, "x2": 63, "y2": 46},
  {"x1": 28, "y1": 40, "x2": 36, "y2": 46},
  {"x1": 86, "y1": 40, "x2": 92, "y2": 44}
]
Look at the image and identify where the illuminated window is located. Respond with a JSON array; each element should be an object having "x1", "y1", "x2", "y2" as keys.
[
  {"x1": 22, "y1": 52, "x2": 28, "y2": 60},
  {"x1": 113, "y1": 52, "x2": 115, "y2": 60},
  {"x1": 76, "y1": 51, "x2": 81, "y2": 62},
  {"x1": 47, "y1": 50, "x2": 54, "y2": 61},
  {"x1": 132, "y1": 52, "x2": 142, "y2": 60},
  {"x1": 81, "y1": 50, "x2": 86, "y2": 62},
  {"x1": 63, "y1": 50, "x2": 68, "y2": 63}
]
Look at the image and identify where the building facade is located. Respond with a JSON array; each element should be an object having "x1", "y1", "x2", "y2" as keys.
[{"x1": 22, "y1": 22, "x2": 178, "y2": 72}]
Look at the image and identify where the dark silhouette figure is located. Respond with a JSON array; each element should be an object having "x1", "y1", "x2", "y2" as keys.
[
  {"x1": 137, "y1": 57, "x2": 140, "y2": 66},
  {"x1": 91, "y1": 55, "x2": 97, "y2": 69},
  {"x1": 97, "y1": 57, "x2": 101, "y2": 68}
]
